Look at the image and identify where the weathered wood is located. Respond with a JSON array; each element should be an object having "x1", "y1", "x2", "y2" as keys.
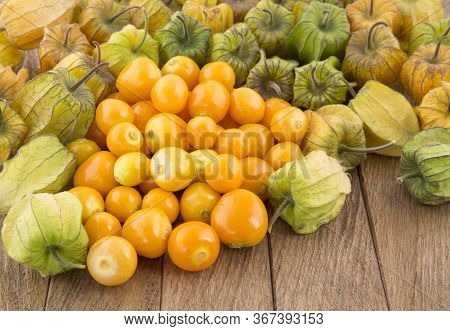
[
  {"x1": 161, "y1": 239, "x2": 273, "y2": 310},
  {"x1": 359, "y1": 156, "x2": 449, "y2": 310},
  {"x1": 270, "y1": 173, "x2": 389, "y2": 310},
  {"x1": 0, "y1": 244, "x2": 49, "y2": 310},
  {"x1": 45, "y1": 258, "x2": 162, "y2": 310}
]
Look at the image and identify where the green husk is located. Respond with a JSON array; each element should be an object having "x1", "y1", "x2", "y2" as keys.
[
  {"x1": 244, "y1": 0, "x2": 294, "y2": 57},
  {"x1": 292, "y1": 56, "x2": 349, "y2": 110},
  {"x1": 409, "y1": 19, "x2": 450, "y2": 55},
  {"x1": 154, "y1": 11, "x2": 212, "y2": 66},
  {"x1": 97, "y1": 22, "x2": 160, "y2": 77},
  {"x1": 398, "y1": 128, "x2": 450, "y2": 205},
  {"x1": 0, "y1": 135, "x2": 76, "y2": 215},
  {"x1": 246, "y1": 51, "x2": 297, "y2": 101},
  {"x1": 268, "y1": 151, "x2": 351, "y2": 234},
  {"x1": 286, "y1": 2, "x2": 350, "y2": 64},
  {"x1": 207, "y1": 23, "x2": 260, "y2": 86},
  {"x1": 12, "y1": 68, "x2": 97, "y2": 144},
  {"x1": 1, "y1": 192, "x2": 88, "y2": 277}
]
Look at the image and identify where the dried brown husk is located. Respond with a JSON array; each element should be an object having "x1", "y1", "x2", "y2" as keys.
[
  {"x1": 400, "y1": 38, "x2": 450, "y2": 105},
  {"x1": 0, "y1": 30, "x2": 23, "y2": 67},
  {"x1": 0, "y1": 65, "x2": 29, "y2": 102},
  {"x1": 78, "y1": 0, "x2": 138, "y2": 43},
  {"x1": 349, "y1": 80, "x2": 420, "y2": 156},
  {"x1": 342, "y1": 22, "x2": 407, "y2": 87},
  {"x1": 415, "y1": 82, "x2": 450, "y2": 129},
  {"x1": 38, "y1": 24, "x2": 92, "y2": 73},
  {"x1": 0, "y1": 0, "x2": 77, "y2": 50},
  {"x1": 346, "y1": 0, "x2": 402, "y2": 35}
]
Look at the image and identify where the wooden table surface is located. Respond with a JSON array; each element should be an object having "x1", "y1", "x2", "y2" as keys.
[
  {"x1": 0, "y1": 155, "x2": 448, "y2": 311},
  {"x1": 1, "y1": 3, "x2": 450, "y2": 312}
]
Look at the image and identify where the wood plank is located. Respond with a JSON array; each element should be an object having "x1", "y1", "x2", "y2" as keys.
[
  {"x1": 161, "y1": 238, "x2": 273, "y2": 310},
  {"x1": 359, "y1": 156, "x2": 449, "y2": 311},
  {"x1": 270, "y1": 173, "x2": 388, "y2": 310},
  {"x1": 0, "y1": 243, "x2": 49, "y2": 310},
  {"x1": 45, "y1": 258, "x2": 162, "y2": 310}
]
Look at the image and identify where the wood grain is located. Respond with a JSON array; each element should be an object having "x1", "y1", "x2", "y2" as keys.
[
  {"x1": 161, "y1": 238, "x2": 273, "y2": 310},
  {"x1": 0, "y1": 242, "x2": 49, "y2": 310},
  {"x1": 45, "y1": 258, "x2": 162, "y2": 310},
  {"x1": 359, "y1": 156, "x2": 449, "y2": 311},
  {"x1": 270, "y1": 173, "x2": 389, "y2": 310}
]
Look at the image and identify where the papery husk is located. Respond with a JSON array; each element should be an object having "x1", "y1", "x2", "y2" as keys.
[
  {"x1": 0, "y1": 0, "x2": 77, "y2": 50},
  {"x1": 286, "y1": 2, "x2": 350, "y2": 64},
  {"x1": 1, "y1": 191, "x2": 88, "y2": 276},
  {"x1": 219, "y1": 0, "x2": 259, "y2": 22},
  {"x1": 38, "y1": 23, "x2": 92, "y2": 73},
  {"x1": 0, "y1": 135, "x2": 77, "y2": 215},
  {"x1": 154, "y1": 11, "x2": 212, "y2": 66},
  {"x1": 208, "y1": 23, "x2": 260, "y2": 86},
  {"x1": 349, "y1": 80, "x2": 420, "y2": 156},
  {"x1": 392, "y1": 0, "x2": 444, "y2": 49},
  {"x1": 129, "y1": 0, "x2": 172, "y2": 34},
  {"x1": 292, "y1": 56, "x2": 349, "y2": 110},
  {"x1": 0, "y1": 65, "x2": 29, "y2": 102},
  {"x1": 0, "y1": 101, "x2": 28, "y2": 165},
  {"x1": 400, "y1": 40, "x2": 450, "y2": 105},
  {"x1": 55, "y1": 49, "x2": 116, "y2": 104},
  {"x1": 409, "y1": 19, "x2": 450, "y2": 55},
  {"x1": 398, "y1": 127, "x2": 450, "y2": 205},
  {"x1": 342, "y1": 22, "x2": 407, "y2": 87},
  {"x1": 246, "y1": 51, "x2": 297, "y2": 101},
  {"x1": 0, "y1": 30, "x2": 23, "y2": 67},
  {"x1": 346, "y1": 0, "x2": 402, "y2": 35},
  {"x1": 302, "y1": 105, "x2": 366, "y2": 169},
  {"x1": 12, "y1": 68, "x2": 97, "y2": 144},
  {"x1": 268, "y1": 0, "x2": 297, "y2": 10},
  {"x1": 415, "y1": 82, "x2": 450, "y2": 129},
  {"x1": 291, "y1": 0, "x2": 345, "y2": 23},
  {"x1": 78, "y1": 0, "x2": 138, "y2": 43},
  {"x1": 182, "y1": 0, "x2": 233, "y2": 33},
  {"x1": 268, "y1": 151, "x2": 351, "y2": 234},
  {"x1": 245, "y1": 0, "x2": 294, "y2": 57},
  {"x1": 97, "y1": 23, "x2": 160, "y2": 77}
]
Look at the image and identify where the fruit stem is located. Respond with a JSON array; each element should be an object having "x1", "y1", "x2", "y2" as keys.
[
  {"x1": 310, "y1": 65, "x2": 321, "y2": 88},
  {"x1": 176, "y1": 14, "x2": 190, "y2": 41},
  {"x1": 134, "y1": 8, "x2": 148, "y2": 53},
  {"x1": 341, "y1": 78, "x2": 357, "y2": 98},
  {"x1": 321, "y1": 10, "x2": 332, "y2": 29},
  {"x1": 235, "y1": 30, "x2": 246, "y2": 53},
  {"x1": 397, "y1": 171, "x2": 421, "y2": 183},
  {"x1": 340, "y1": 140, "x2": 396, "y2": 153},
  {"x1": 268, "y1": 198, "x2": 291, "y2": 233},
  {"x1": 268, "y1": 81, "x2": 283, "y2": 97},
  {"x1": 369, "y1": 0, "x2": 374, "y2": 16},
  {"x1": 62, "y1": 25, "x2": 73, "y2": 48},
  {"x1": 69, "y1": 62, "x2": 108, "y2": 93},
  {"x1": 109, "y1": 5, "x2": 141, "y2": 23},
  {"x1": 262, "y1": 9, "x2": 274, "y2": 26},
  {"x1": 49, "y1": 246, "x2": 86, "y2": 270},
  {"x1": 367, "y1": 21, "x2": 388, "y2": 50},
  {"x1": 432, "y1": 25, "x2": 450, "y2": 63},
  {"x1": 93, "y1": 41, "x2": 101, "y2": 65}
]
